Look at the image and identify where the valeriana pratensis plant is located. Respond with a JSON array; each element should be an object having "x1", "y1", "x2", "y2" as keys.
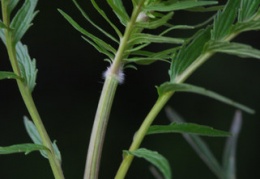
[
  {"x1": 0, "y1": 0, "x2": 259, "y2": 179},
  {"x1": 60, "y1": 0, "x2": 260, "y2": 179}
]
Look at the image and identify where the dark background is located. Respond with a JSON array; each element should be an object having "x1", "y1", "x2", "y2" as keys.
[{"x1": 0, "y1": 1, "x2": 259, "y2": 179}]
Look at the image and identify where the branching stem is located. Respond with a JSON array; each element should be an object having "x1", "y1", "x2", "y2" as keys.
[
  {"x1": 1, "y1": 1, "x2": 64, "y2": 179},
  {"x1": 83, "y1": 1, "x2": 146, "y2": 179}
]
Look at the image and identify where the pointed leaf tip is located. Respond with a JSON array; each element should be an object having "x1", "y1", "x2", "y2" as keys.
[{"x1": 125, "y1": 148, "x2": 171, "y2": 179}]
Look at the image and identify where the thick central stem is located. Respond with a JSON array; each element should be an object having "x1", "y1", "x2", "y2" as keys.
[
  {"x1": 84, "y1": 75, "x2": 119, "y2": 179},
  {"x1": 83, "y1": 1, "x2": 147, "y2": 178}
]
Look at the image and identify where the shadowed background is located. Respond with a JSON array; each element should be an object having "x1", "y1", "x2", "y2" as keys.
[{"x1": 0, "y1": 1, "x2": 259, "y2": 179}]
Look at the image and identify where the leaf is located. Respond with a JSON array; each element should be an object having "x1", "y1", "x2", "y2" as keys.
[
  {"x1": 0, "y1": 143, "x2": 48, "y2": 155},
  {"x1": 72, "y1": 0, "x2": 119, "y2": 43},
  {"x1": 144, "y1": 0, "x2": 218, "y2": 12},
  {"x1": 90, "y1": 0, "x2": 122, "y2": 37},
  {"x1": 186, "y1": 5, "x2": 224, "y2": 12},
  {"x1": 158, "y1": 82, "x2": 255, "y2": 114},
  {"x1": 238, "y1": 0, "x2": 260, "y2": 22},
  {"x1": 126, "y1": 46, "x2": 179, "y2": 65},
  {"x1": 58, "y1": 9, "x2": 116, "y2": 58},
  {"x1": 125, "y1": 148, "x2": 171, "y2": 179},
  {"x1": 165, "y1": 107, "x2": 224, "y2": 178},
  {"x1": 7, "y1": 0, "x2": 20, "y2": 15},
  {"x1": 136, "y1": 12, "x2": 174, "y2": 29},
  {"x1": 222, "y1": 110, "x2": 242, "y2": 179},
  {"x1": 211, "y1": 0, "x2": 240, "y2": 40},
  {"x1": 24, "y1": 116, "x2": 48, "y2": 158},
  {"x1": 0, "y1": 71, "x2": 21, "y2": 80},
  {"x1": 107, "y1": 0, "x2": 129, "y2": 26},
  {"x1": 23, "y1": 116, "x2": 61, "y2": 161},
  {"x1": 129, "y1": 33, "x2": 184, "y2": 45},
  {"x1": 16, "y1": 42, "x2": 38, "y2": 92},
  {"x1": 52, "y1": 140, "x2": 62, "y2": 162},
  {"x1": 10, "y1": 0, "x2": 39, "y2": 44},
  {"x1": 233, "y1": 20, "x2": 260, "y2": 33},
  {"x1": 170, "y1": 28, "x2": 211, "y2": 81},
  {"x1": 147, "y1": 122, "x2": 230, "y2": 137},
  {"x1": 0, "y1": 21, "x2": 8, "y2": 29},
  {"x1": 207, "y1": 41, "x2": 260, "y2": 59}
]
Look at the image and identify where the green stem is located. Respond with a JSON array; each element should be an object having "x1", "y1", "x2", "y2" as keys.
[
  {"x1": 114, "y1": 52, "x2": 212, "y2": 178},
  {"x1": 83, "y1": 1, "x2": 146, "y2": 179},
  {"x1": 1, "y1": 2, "x2": 64, "y2": 179},
  {"x1": 115, "y1": 92, "x2": 174, "y2": 179},
  {"x1": 83, "y1": 75, "x2": 118, "y2": 179}
]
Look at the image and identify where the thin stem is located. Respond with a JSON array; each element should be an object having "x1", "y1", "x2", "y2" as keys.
[
  {"x1": 115, "y1": 27, "x2": 242, "y2": 177},
  {"x1": 115, "y1": 92, "x2": 174, "y2": 179},
  {"x1": 1, "y1": 2, "x2": 64, "y2": 179},
  {"x1": 83, "y1": 1, "x2": 146, "y2": 178}
]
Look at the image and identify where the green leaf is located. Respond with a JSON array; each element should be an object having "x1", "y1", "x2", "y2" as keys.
[
  {"x1": 207, "y1": 41, "x2": 260, "y2": 59},
  {"x1": 186, "y1": 5, "x2": 224, "y2": 12},
  {"x1": 125, "y1": 148, "x2": 171, "y2": 179},
  {"x1": 7, "y1": 0, "x2": 19, "y2": 15},
  {"x1": 147, "y1": 122, "x2": 230, "y2": 137},
  {"x1": 158, "y1": 82, "x2": 255, "y2": 114},
  {"x1": 126, "y1": 47, "x2": 178, "y2": 65},
  {"x1": 52, "y1": 140, "x2": 62, "y2": 162},
  {"x1": 144, "y1": 0, "x2": 218, "y2": 12},
  {"x1": 222, "y1": 110, "x2": 242, "y2": 179},
  {"x1": 170, "y1": 28, "x2": 211, "y2": 81},
  {"x1": 90, "y1": 0, "x2": 122, "y2": 37},
  {"x1": 10, "y1": 0, "x2": 39, "y2": 44},
  {"x1": 16, "y1": 42, "x2": 38, "y2": 92},
  {"x1": 211, "y1": 0, "x2": 240, "y2": 40},
  {"x1": 23, "y1": 116, "x2": 61, "y2": 161},
  {"x1": 0, "y1": 21, "x2": 8, "y2": 29},
  {"x1": 238, "y1": 0, "x2": 260, "y2": 22},
  {"x1": 72, "y1": 0, "x2": 119, "y2": 43},
  {"x1": 0, "y1": 71, "x2": 21, "y2": 80},
  {"x1": 126, "y1": 57, "x2": 168, "y2": 65},
  {"x1": 24, "y1": 116, "x2": 48, "y2": 158},
  {"x1": 129, "y1": 33, "x2": 184, "y2": 45},
  {"x1": 58, "y1": 9, "x2": 116, "y2": 58},
  {"x1": 107, "y1": 0, "x2": 129, "y2": 26},
  {"x1": 233, "y1": 20, "x2": 260, "y2": 33},
  {"x1": 0, "y1": 29, "x2": 37, "y2": 92},
  {"x1": 165, "y1": 107, "x2": 224, "y2": 178},
  {"x1": 0, "y1": 143, "x2": 48, "y2": 155},
  {"x1": 136, "y1": 12, "x2": 173, "y2": 29}
]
